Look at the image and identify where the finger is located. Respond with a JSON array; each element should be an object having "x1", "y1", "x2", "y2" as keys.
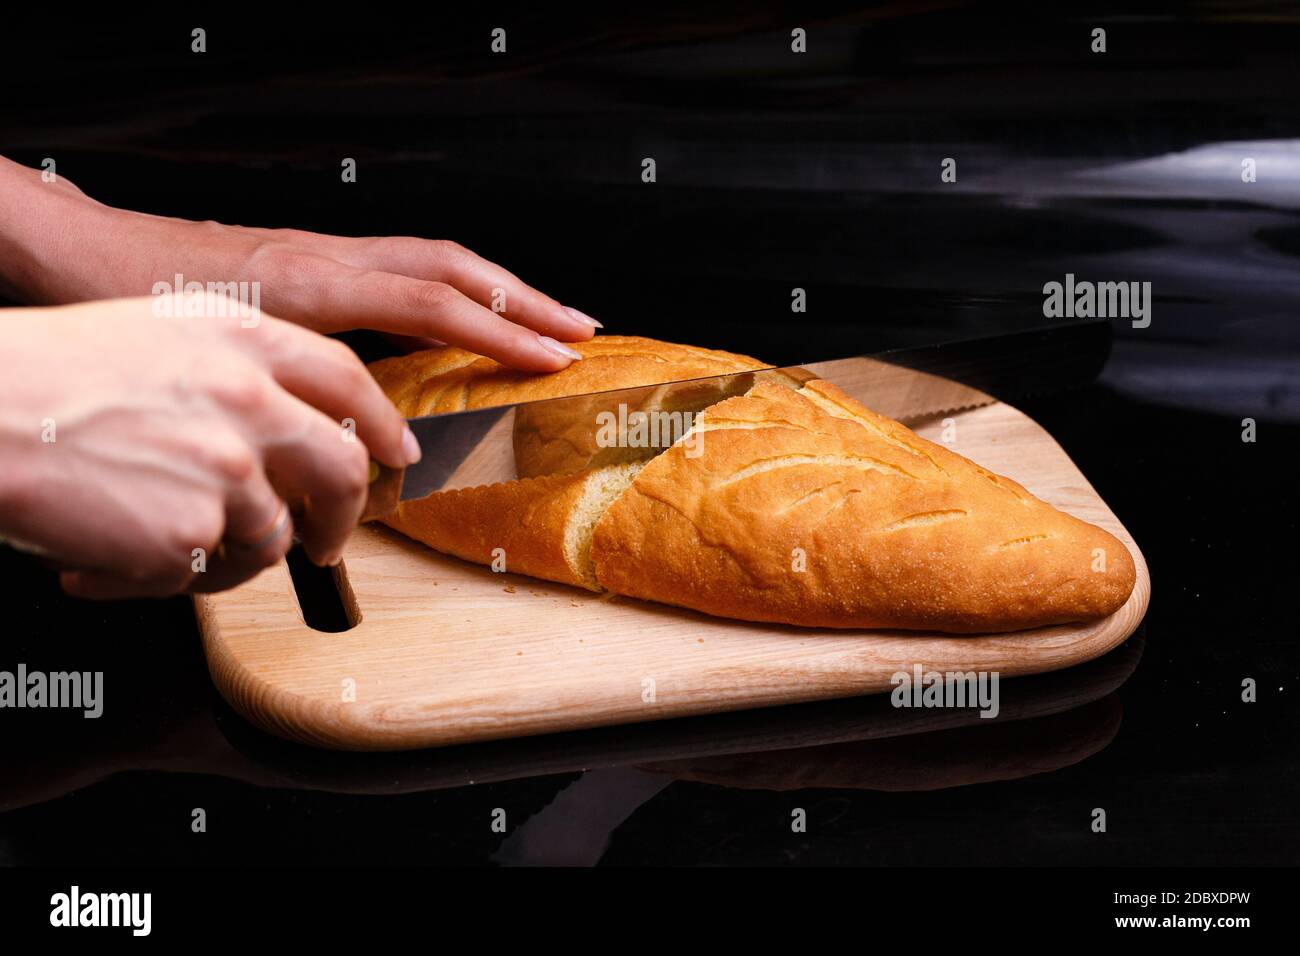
[
  {"x1": 252, "y1": 387, "x2": 372, "y2": 567},
  {"x1": 334, "y1": 268, "x2": 585, "y2": 372},
  {"x1": 255, "y1": 253, "x2": 584, "y2": 372},
  {"x1": 55, "y1": 495, "x2": 214, "y2": 599},
  {"x1": 333, "y1": 238, "x2": 601, "y2": 342},
  {"x1": 192, "y1": 502, "x2": 295, "y2": 590},
  {"x1": 61, "y1": 566, "x2": 196, "y2": 600},
  {"x1": 191, "y1": 477, "x2": 294, "y2": 594},
  {"x1": 222, "y1": 464, "x2": 287, "y2": 547},
  {"x1": 231, "y1": 316, "x2": 420, "y2": 469},
  {"x1": 61, "y1": 569, "x2": 140, "y2": 600}
]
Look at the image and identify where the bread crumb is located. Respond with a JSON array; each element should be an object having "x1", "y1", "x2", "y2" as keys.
[{"x1": 503, "y1": 585, "x2": 517, "y2": 594}]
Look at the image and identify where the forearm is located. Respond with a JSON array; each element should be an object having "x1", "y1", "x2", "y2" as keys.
[
  {"x1": 0, "y1": 158, "x2": 112, "y2": 303},
  {"x1": 0, "y1": 154, "x2": 593, "y2": 371},
  {"x1": 0, "y1": 157, "x2": 227, "y2": 305}
]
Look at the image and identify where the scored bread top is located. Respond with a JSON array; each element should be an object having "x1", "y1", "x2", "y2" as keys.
[
  {"x1": 589, "y1": 379, "x2": 1137, "y2": 633},
  {"x1": 368, "y1": 336, "x2": 769, "y2": 418}
]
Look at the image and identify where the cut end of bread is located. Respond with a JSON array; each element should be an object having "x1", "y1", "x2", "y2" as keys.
[{"x1": 565, "y1": 462, "x2": 646, "y2": 589}]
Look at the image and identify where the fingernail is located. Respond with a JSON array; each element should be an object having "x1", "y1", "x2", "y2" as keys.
[
  {"x1": 311, "y1": 548, "x2": 339, "y2": 568},
  {"x1": 538, "y1": 336, "x2": 584, "y2": 361},
  {"x1": 401, "y1": 424, "x2": 422, "y2": 464},
  {"x1": 562, "y1": 306, "x2": 603, "y2": 329}
]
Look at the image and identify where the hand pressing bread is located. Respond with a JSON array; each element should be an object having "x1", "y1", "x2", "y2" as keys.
[
  {"x1": 369, "y1": 337, "x2": 1137, "y2": 633},
  {"x1": 0, "y1": 156, "x2": 596, "y2": 373}
]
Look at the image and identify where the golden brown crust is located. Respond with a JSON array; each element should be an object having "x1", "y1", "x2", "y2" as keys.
[
  {"x1": 368, "y1": 336, "x2": 770, "y2": 418},
  {"x1": 590, "y1": 379, "x2": 1137, "y2": 633},
  {"x1": 383, "y1": 471, "x2": 596, "y2": 590}
]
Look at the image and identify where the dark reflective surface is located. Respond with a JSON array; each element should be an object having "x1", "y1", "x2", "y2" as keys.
[
  {"x1": 4, "y1": 9, "x2": 1300, "y2": 376},
  {"x1": 1, "y1": 379, "x2": 1293, "y2": 865},
  {"x1": 0, "y1": 6, "x2": 1297, "y2": 864}
]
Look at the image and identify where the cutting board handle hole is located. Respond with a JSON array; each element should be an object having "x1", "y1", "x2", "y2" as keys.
[{"x1": 286, "y1": 545, "x2": 361, "y2": 632}]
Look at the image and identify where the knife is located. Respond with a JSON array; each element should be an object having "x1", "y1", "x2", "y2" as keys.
[{"x1": 361, "y1": 321, "x2": 1110, "y2": 521}]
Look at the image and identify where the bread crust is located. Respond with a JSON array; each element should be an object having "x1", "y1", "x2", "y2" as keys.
[
  {"x1": 589, "y1": 379, "x2": 1136, "y2": 633},
  {"x1": 368, "y1": 336, "x2": 769, "y2": 417}
]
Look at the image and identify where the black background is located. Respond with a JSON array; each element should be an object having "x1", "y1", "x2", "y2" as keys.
[{"x1": 0, "y1": 3, "x2": 1296, "y2": 872}]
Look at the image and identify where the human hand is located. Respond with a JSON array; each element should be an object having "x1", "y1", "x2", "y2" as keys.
[
  {"x1": 0, "y1": 294, "x2": 419, "y2": 598},
  {"x1": 0, "y1": 156, "x2": 598, "y2": 372}
]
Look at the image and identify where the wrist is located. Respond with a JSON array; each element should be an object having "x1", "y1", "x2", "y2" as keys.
[
  {"x1": 0, "y1": 317, "x2": 41, "y2": 526},
  {"x1": 0, "y1": 159, "x2": 120, "y2": 304}
]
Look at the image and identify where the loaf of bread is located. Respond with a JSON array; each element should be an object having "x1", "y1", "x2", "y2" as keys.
[
  {"x1": 368, "y1": 337, "x2": 1137, "y2": 632},
  {"x1": 591, "y1": 379, "x2": 1135, "y2": 632}
]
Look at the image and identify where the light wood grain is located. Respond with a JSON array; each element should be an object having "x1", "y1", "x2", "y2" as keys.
[{"x1": 195, "y1": 400, "x2": 1150, "y2": 751}]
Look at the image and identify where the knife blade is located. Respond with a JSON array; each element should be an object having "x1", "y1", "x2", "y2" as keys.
[{"x1": 361, "y1": 321, "x2": 1110, "y2": 521}]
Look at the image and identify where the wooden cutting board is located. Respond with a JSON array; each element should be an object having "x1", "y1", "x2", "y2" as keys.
[{"x1": 195, "y1": 400, "x2": 1150, "y2": 751}]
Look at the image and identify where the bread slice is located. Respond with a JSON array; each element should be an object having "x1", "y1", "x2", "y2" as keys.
[
  {"x1": 383, "y1": 462, "x2": 645, "y2": 591},
  {"x1": 589, "y1": 379, "x2": 1136, "y2": 633}
]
